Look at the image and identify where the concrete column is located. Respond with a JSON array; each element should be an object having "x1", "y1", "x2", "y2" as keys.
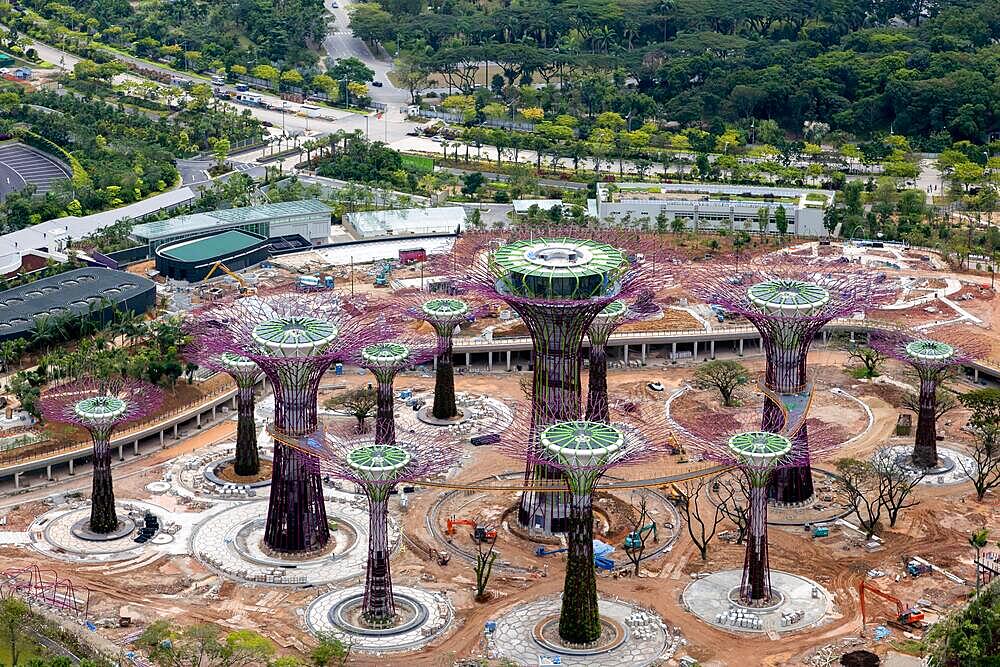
[
  {"x1": 173, "y1": 423, "x2": 179, "y2": 439},
  {"x1": 212, "y1": 405, "x2": 217, "y2": 420},
  {"x1": 974, "y1": 368, "x2": 979, "y2": 383},
  {"x1": 710, "y1": 340, "x2": 715, "y2": 359},
  {"x1": 118, "y1": 444, "x2": 124, "y2": 461},
  {"x1": 68, "y1": 459, "x2": 75, "y2": 475},
  {"x1": 739, "y1": 338, "x2": 744, "y2": 356},
  {"x1": 506, "y1": 350, "x2": 512, "y2": 371},
  {"x1": 822, "y1": 330, "x2": 829, "y2": 343},
  {"x1": 196, "y1": 413, "x2": 202, "y2": 429},
  {"x1": 641, "y1": 343, "x2": 647, "y2": 364},
  {"x1": 693, "y1": 341, "x2": 698, "y2": 360},
  {"x1": 433, "y1": 355, "x2": 437, "y2": 370},
  {"x1": 465, "y1": 352, "x2": 471, "y2": 367},
  {"x1": 487, "y1": 351, "x2": 493, "y2": 371},
  {"x1": 46, "y1": 465, "x2": 52, "y2": 480},
  {"x1": 13, "y1": 472, "x2": 19, "y2": 489},
  {"x1": 623, "y1": 345, "x2": 629, "y2": 365},
  {"x1": 671, "y1": 342, "x2": 677, "y2": 363},
  {"x1": 159, "y1": 431, "x2": 165, "y2": 449}
]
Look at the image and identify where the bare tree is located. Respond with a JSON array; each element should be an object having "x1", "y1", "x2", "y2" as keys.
[
  {"x1": 835, "y1": 458, "x2": 884, "y2": 539},
  {"x1": 675, "y1": 477, "x2": 725, "y2": 560},
  {"x1": 474, "y1": 533, "x2": 498, "y2": 601},
  {"x1": 959, "y1": 388, "x2": 1000, "y2": 501},
  {"x1": 324, "y1": 385, "x2": 377, "y2": 433},
  {"x1": 958, "y1": 437, "x2": 1000, "y2": 501},
  {"x1": 831, "y1": 332, "x2": 885, "y2": 378},
  {"x1": 715, "y1": 471, "x2": 750, "y2": 544},
  {"x1": 623, "y1": 492, "x2": 653, "y2": 576},
  {"x1": 871, "y1": 448, "x2": 925, "y2": 527},
  {"x1": 902, "y1": 387, "x2": 959, "y2": 421},
  {"x1": 693, "y1": 360, "x2": 749, "y2": 406}
]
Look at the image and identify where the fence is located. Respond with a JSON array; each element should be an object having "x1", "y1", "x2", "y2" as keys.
[{"x1": 418, "y1": 108, "x2": 536, "y2": 132}]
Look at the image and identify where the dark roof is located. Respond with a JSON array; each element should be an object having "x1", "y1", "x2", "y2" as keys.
[
  {"x1": 0, "y1": 267, "x2": 156, "y2": 338},
  {"x1": 158, "y1": 230, "x2": 264, "y2": 263}
]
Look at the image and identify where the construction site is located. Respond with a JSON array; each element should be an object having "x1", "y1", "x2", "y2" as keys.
[{"x1": 0, "y1": 233, "x2": 997, "y2": 667}]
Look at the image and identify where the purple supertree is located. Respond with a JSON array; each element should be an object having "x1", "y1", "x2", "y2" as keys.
[
  {"x1": 398, "y1": 290, "x2": 487, "y2": 422},
  {"x1": 869, "y1": 329, "x2": 988, "y2": 468},
  {"x1": 430, "y1": 228, "x2": 671, "y2": 532},
  {"x1": 39, "y1": 378, "x2": 163, "y2": 534},
  {"x1": 279, "y1": 423, "x2": 458, "y2": 625},
  {"x1": 193, "y1": 289, "x2": 393, "y2": 554},
  {"x1": 679, "y1": 256, "x2": 895, "y2": 504},
  {"x1": 673, "y1": 404, "x2": 842, "y2": 605},
  {"x1": 497, "y1": 398, "x2": 673, "y2": 643},
  {"x1": 185, "y1": 335, "x2": 264, "y2": 476},
  {"x1": 585, "y1": 294, "x2": 664, "y2": 423},
  {"x1": 344, "y1": 335, "x2": 440, "y2": 446}
]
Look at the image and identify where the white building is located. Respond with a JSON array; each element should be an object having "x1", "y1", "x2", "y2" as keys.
[
  {"x1": 595, "y1": 183, "x2": 834, "y2": 237},
  {"x1": 346, "y1": 206, "x2": 465, "y2": 239}
]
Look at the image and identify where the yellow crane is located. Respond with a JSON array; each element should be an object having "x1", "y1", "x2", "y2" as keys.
[{"x1": 203, "y1": 261, "x2": 255, "y2": 294}]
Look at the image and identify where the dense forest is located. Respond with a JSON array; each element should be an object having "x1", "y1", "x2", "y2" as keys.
[
  {"x1": 352, "y1": 0, "x2": 1000, "y2": 147},
  {"x1": 17, "y1": 0, "x2": 326, "y2": 68}
]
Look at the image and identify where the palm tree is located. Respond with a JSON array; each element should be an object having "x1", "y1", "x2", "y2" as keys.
[
  {"x1": 971, "y1": 528, "x2": 990, "y2": 594},
  {"x1": 30, "y1": 315, "x2": 57, "y2": 352}
]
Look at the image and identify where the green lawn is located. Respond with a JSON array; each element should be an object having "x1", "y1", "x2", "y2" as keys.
[{"x1": 0, "y1": 635, "x2": 45, "y2": 665}]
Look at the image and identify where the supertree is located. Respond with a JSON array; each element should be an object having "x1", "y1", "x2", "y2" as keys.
[
  {"x1": 399, "y1": 293, "x2": 484, "y2": 421},
  {"x1": 869, "y1": 329, "x2": 988, "y2": 468},
  {"x1": 280, "y1": 425, "x2": 459, "y2": 625},
  {"x1": 185, "y1": 336, "x2": 264, "y2": 476},
  {"x1": 432, "y1": 228, "x2": 669, "y2": 532},
  {"x1": 348, "y1": 337, "x2": 439, "y2": 446},
  {"x1": 193, "y1": 289, "x2": 393, "y2": 553},
  {"x1": 585, "y1": 295, "x2": 663, "y2": 423},
  {"x1": 679, "y1": 256, "x2": 895, "y2": 504},
  {"x1": 497, "y1": 401, "x2": 672, "y2": 644},
  {"x1": 672, "y1": 405, "x2": 842, "y2": 604},
  {"x1": 39, "y1": 378, "x2": 163, "y2": 534}
]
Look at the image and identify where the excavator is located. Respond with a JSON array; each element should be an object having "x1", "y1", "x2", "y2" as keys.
[
  {"x1": 859, "y1": 580, "x2": 925, "y2": 634},
  {"x1": 203, "y1": 261, "x2": 255, "y2": 294},
  {"x1": 624, "y1": 522, "x2": 658, "y2": 550},
  {"x1": 445, "y1": 517, "x2": 497, "y2": 543}
]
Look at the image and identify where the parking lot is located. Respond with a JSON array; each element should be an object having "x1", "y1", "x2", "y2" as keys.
[{"x1": 0, "y1": 142, "x2": 72, "y2": 200}]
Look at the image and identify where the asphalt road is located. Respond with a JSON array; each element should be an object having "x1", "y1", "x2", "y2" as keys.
[{"x1": 0, "y1": 160, "x2": 27, "y2": 200}]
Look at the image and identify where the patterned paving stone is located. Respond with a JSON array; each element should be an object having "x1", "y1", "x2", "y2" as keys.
[{"x1": 29, "y1": 501, "x2": 163, "y2": 563}]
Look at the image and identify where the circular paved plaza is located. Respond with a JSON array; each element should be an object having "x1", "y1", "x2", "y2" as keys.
[
  {"x1": 490, "y1": 596, "x2": 676, "y2": 666},
  {"x1": 172, "y1": 441, "x2": 274, "y2": 500},
  {"x1": 29, "y1": 501, "x2": 163, "y2": 563},
  {"x1": 191, "y1": 498, "x2": 397, "y2": 586},
  {"x1": 877, "y1": 445, "x2": 975, "y2": 486},
  {"x1": 305, "y1": 586, "x2": 453, "y2": 653},
  {"x1": 682, "y1": 570, "x2": 833, "y2": 634},
  {"x1": 395, "y1": 392, "x2": 513, "y2": 438}
]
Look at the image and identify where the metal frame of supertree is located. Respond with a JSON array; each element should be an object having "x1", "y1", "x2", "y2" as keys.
[
  {"x1": 398, "y1": 291, "x2": 487, "y2": 421},
  {"x1": 279, "y1": 423, "x2": 459, "y2": 625},
  {"x1": 585, "y1": 294, "x2": 664, "y2": 423},
  {"x1": 39, "y1": 377, "x2": 163, "y2": 534},
  {"x1": 678, "y1": 255, "x2": 895, "y2": 504},
  {"x1": 192, "y1": 289, "x2": 394, "y2": 553},
  {"x1": 430, "y1": 228, "x2": 671, "y2": 533},
  {"x1": 185, "y1": 335, "x2": 264, "y2": 475},
  {"x1": 1, "y1": 565, "x2": 91, "y2": 618},
  {"x1": 672, "y1": 398, "x2": 842, "y2": 605},
  {"x1": 496, "y1": 396, "x2": 673, "y2": 644},
  {"x1": 347, "y1": 336, "x2": 440, "y2": 446},
  {"x1": 869, "y1": 329, "x2": 988, "y2": 468}
]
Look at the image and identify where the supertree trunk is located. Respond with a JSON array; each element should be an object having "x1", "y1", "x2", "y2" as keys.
[
  {"x1": 234, "y1": 385, "x2": 259, "y2": 476},
  {"x1": 763, "y1": 339, "x2": 814, "y2": 504},
  {"x1": 741, "y1": 481, "x2": 773, "y2": 603},
  {"x1": 585, "y1": 344, "x2": 609, "y2": 423},
  {"x1": 375, "y1": 378, "x2": 395, "y2": 447},
  {"x1": 264, "y1": 372, "x2": 329, "y2": 553},
  {"x1": 913, "y1": 376, "x2": 939, "y2": 468},
  {"x1": 559, "y1": 490, "x2": 600, "y2": 644},
  {"x1": 431, "y1": 333, "x2": 458, "y2": 420},
  {"x1": 363, "y1": 493, "x2": 395, "y2": 623},
  {"x1": 89, "y1": 433, "x2": 118, "y2": 534}
]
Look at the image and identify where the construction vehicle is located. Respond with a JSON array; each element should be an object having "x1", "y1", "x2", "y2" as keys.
[
  {"x1": 624, "y1": 523, "x2": 658, "y2": 550},
  {"x1": 445, "y1": 517, "x2": 496, "y2": 542},
  {"x1": 812, "y1": 525, "x2": 830, "y2": 538},
  {"x1": 374, "y1": 264, "x2": 392, "y2": 287},
  {"x1": 534, "y1": 546, "x2": 614, "y2": 571},
  {"x1": 859, "y1": 580, "x2": 924, "y2": 634},
  {"x1": 663, "y1": 482, "x2": 684, "y2": 502},
  {"x1": 906, "y1": 560, "x2": 932, "y2": 577},
  {"x1": 535, "y1": 546, "x2": 567, "y2": 557},
  {"x1": 203, "y1": 262, "x2": 255, "y2": 294},
  {"x1": 435, "y1": 551, "x2": 451, "y2": 566}
]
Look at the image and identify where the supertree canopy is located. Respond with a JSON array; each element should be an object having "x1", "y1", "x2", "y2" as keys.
[
  {"x1": 281, "y1": 425, "x2": 458, "y2": 625},
  {"x1": 185, "y1": 336, "x2": 264, "y2": 476},
  {"x1": 39, "y1": 378, "x2": 163, "y2": 534},
  {"x1": 674, "y1": 406, "x2": 842, "y2": 605},
  {"x1": 194, "y1": 289, "x2": 392, "y2": 553},
  {"x1": 869, "y1": 329, "x2": 987, "y2": 468},
  {"x1": 498, "y1": 405, "x2": 671, "y2": 644},
  {"x1": 432, "y1": 229, "x2": 669, "y2": 532},
  {"x1": 351, "y1": 337, "x2": 439, "y2": 446},
  {"x1": 680, "y1": 257, "x2": 895, "y2": 504}
]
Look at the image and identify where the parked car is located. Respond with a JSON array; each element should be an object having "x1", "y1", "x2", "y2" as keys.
[
  {"x1": 372, "y1": 80, "x2": 384, "y2": 87},
  {"x1": 647, "y1": 381, "x2": 665, "y2": 392}
]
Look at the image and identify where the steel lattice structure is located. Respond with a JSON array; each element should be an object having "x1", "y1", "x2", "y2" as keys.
[
  {"x1": 399, "y1": 291, "x2": 486, "y2": 421},
  {"x1": 497, "y1": 398, "x2": 673, "y2": 644},
  {"x1": 348, "y1": 336, "x2": 440, "y2": 446},
  {"x1": 39, "y1": 377, "x2": 163, "y2": 534},
  {"x1": 869, "y1": 329, "x2": 988, "y2": 468},
  {"x1": 431, "y1": 228, "x2": 672, "y2": 533},
  {"x1": 679, "y1": 256, "x2": 895, "y2": 504},
  {"x1": 193, "y1": 289, "x2": 394, "y2": 553},
  {"x1": 185, "y1": 337, "x2": 264, "y2": 475},
  {"x1": 280, "y1": 424, "x2": 458, "y2": 625},
  {"x1": 673, "y1": 402, "x2": 842, "y2": 605}
]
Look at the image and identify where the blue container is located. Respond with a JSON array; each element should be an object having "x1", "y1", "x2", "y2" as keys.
[{"x1": 334, "y1": 363, "x2": 343, "y2": 375}]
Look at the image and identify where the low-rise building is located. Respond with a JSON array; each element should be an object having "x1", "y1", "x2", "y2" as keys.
[
  {"x1": 595, "y1": 183, "x2": 834, "y2": 236},
  {"x1": 155, "y1": 230, "x2": 270, "y2": 282},
  {"x1": 346, "y1": 206, "x2": 465, "y2": 239}
]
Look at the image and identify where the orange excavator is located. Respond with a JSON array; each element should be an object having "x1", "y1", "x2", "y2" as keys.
[
  {"x1": 859, "y1": 580, "x2": 925, "y2": 634},
  {"x1": 445, "y1": 517, "x2": 497, "y2": 543}
]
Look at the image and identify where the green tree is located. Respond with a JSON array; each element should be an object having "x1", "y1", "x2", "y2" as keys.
[
  {"x1": 0, "y1": 597, "x2": 29, "y2": 667},
  {"x1": 774, "y1": 206, "x2": 788, "y2": 236},
  {"x1": 970, "y1": 528, "x2": 990, "y2": 595},
  {"x1": 693, "y1": 360, "x2": 749, "y2": 407},
  {"x1": 310, "y1": 633, "x2": 350, "y2": 667}
]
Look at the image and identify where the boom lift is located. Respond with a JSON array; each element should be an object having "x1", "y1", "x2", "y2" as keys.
[{"x1": 859, "y1": 580, "x2": 925, "y2": 634}]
